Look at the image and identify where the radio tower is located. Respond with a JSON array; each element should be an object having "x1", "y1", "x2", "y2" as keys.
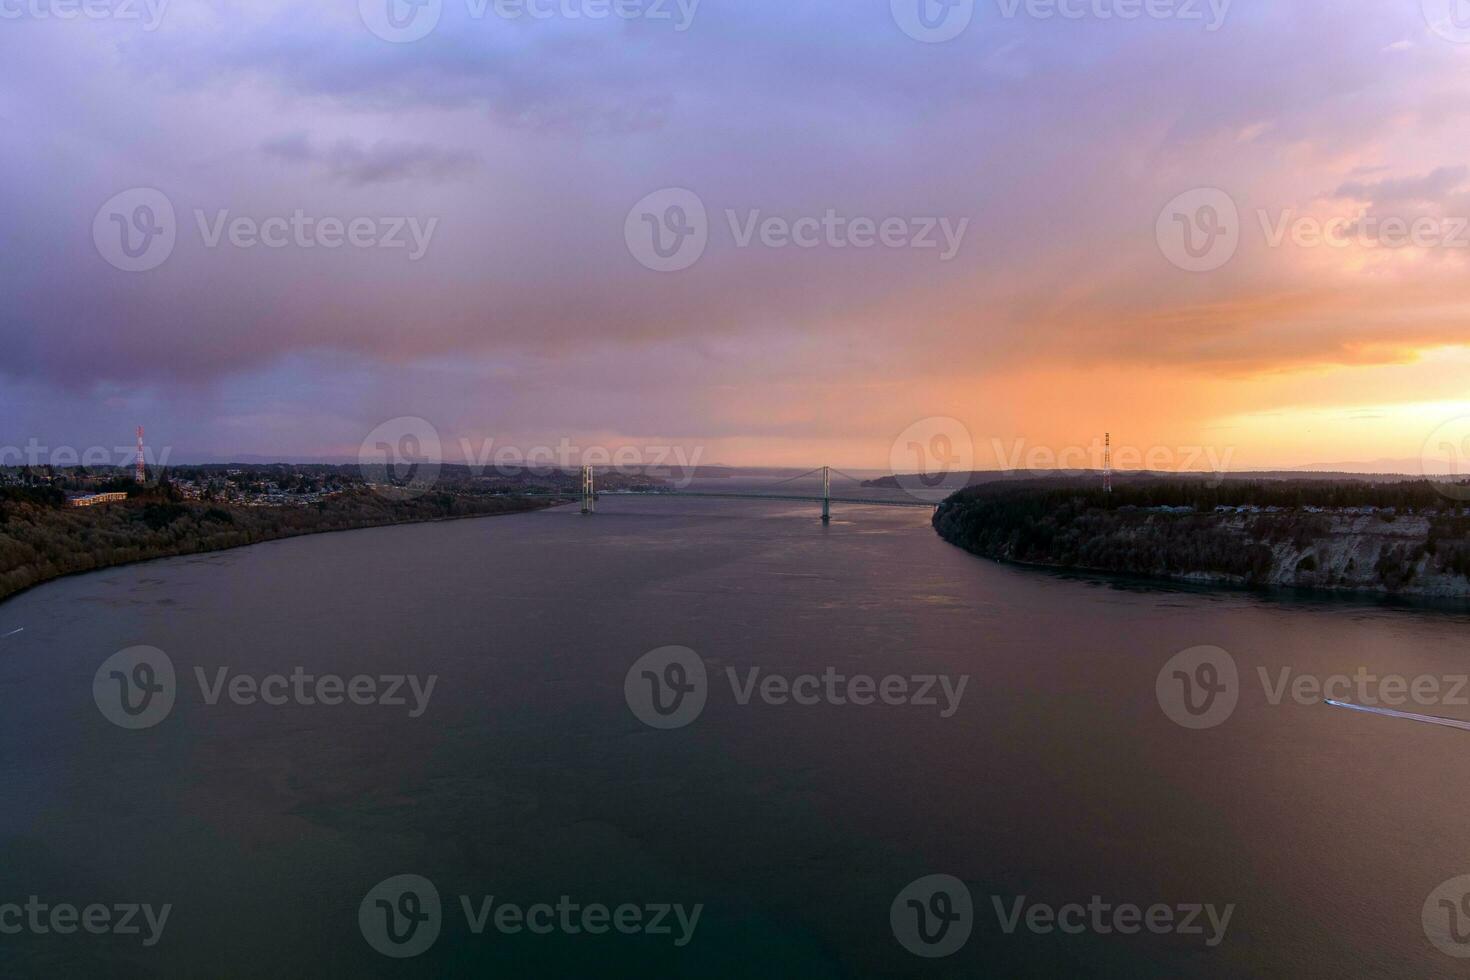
[
  {"x1": 1103, "y1": 432, "x2": 1112, "y2": 494},
  {"x1": 135, "y1": 426, "x2": 146, "y2": 485}
]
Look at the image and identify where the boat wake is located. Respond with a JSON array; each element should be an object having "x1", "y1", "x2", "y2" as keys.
[{"x1": 1324, "y1": 699, "x2": 1470, "y2": 732}]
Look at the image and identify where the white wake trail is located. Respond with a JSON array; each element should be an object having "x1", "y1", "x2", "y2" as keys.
[{"x1": 1324, "y1": 699, "x2": 1470, "y2": 732}]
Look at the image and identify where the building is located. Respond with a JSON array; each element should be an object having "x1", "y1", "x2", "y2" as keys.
[{"x1": 66, "y1": 492, "x2": 129, "y2": 508}]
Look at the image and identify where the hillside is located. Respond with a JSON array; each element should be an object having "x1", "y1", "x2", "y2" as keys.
[{"x1": 932, "y1": 479, "x2": 1470, "y2": 598}]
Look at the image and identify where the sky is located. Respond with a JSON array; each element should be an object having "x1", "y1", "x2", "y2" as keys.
[{"x1": 3, "y1": 0, "x2": 1470, "y2": 472}]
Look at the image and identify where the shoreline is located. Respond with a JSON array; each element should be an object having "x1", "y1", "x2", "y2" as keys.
[
  {"x1": 0, "y1": 496, "x2": 570, "y2": 608},
  {"x1": 931, "y1": 485, "x2": 1470, "y2": 607},
  {"x1": 960, "y1": 548, "x2": 1470, "y2": 611}
]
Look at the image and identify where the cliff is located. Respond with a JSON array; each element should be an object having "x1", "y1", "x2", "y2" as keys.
[{"x1": 932, "y1": 481, "x2": 1470, "y2": 598}]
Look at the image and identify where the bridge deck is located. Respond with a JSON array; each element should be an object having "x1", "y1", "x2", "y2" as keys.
[{"x1": 513, "y1": 490, "x2": 939, "y2": 508}]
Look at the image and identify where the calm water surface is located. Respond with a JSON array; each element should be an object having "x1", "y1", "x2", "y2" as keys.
[{"x1": 2, "y1": 486, "x2": 1469, "y2": 977}]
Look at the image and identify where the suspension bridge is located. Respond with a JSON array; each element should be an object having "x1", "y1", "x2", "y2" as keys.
[{"x1": 573, "y1": 465, "x2": 941, "y2": 523}]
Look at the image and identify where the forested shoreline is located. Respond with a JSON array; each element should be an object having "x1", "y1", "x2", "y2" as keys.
[
  {"x1": 0, "y1": 488, "x2": 559, "y2": 603},
  {"x1": 932, "y1": 479, "x2": 1470, "y2": 598}
]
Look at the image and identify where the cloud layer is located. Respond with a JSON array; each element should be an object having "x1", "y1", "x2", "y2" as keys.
[{"x1": 3, "y1": 0, "x2": 1468, "y2": 466}]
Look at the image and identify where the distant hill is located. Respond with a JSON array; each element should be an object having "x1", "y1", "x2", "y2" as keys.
[
  {"x1": 930, "y1": 477, "x2": 1470, "y2": 599},
  {"x1": 866, "y1": 469, "x2": 1431, "y2": 490}
]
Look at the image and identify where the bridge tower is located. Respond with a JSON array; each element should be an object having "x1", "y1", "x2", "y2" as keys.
[
  {"x1": 821, "y1": 465, "x2": 831, "y2": 523},
  {"x1": 1103, "y1": 432, "x2": 1112, "y2": 494},
  {"x1": 581, "y1": 465, "x2": 595, "y2": 515}
]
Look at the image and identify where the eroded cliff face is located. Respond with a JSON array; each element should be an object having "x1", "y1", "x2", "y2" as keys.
[
  {"x1": 1251, "y1": 515, "x2": 1469, "y2": 598},
  {"x1": 934, "y1": 501, "x2": 1470, "y2": 599}
]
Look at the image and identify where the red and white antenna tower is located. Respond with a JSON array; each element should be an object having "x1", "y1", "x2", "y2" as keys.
[
  {"x1": 1103, "y1": 432, "x2": 1112, "y2": 494},
  {"x1": 135, "y1": 426, "x2": 146, "y2": 484}
]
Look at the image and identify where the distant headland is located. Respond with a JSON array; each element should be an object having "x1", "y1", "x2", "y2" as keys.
[{"x1": 930, "y1": 475, "x2": 1470, "y2": 599}]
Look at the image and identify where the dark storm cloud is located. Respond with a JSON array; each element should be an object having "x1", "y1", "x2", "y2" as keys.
[{"x1": 262, "y1": 134, "x2": 479, "y2": 184}]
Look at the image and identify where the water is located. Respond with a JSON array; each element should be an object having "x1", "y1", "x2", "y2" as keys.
[{"x1": 2, "y1": 487, "x2": 1469, "y2": 977}]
